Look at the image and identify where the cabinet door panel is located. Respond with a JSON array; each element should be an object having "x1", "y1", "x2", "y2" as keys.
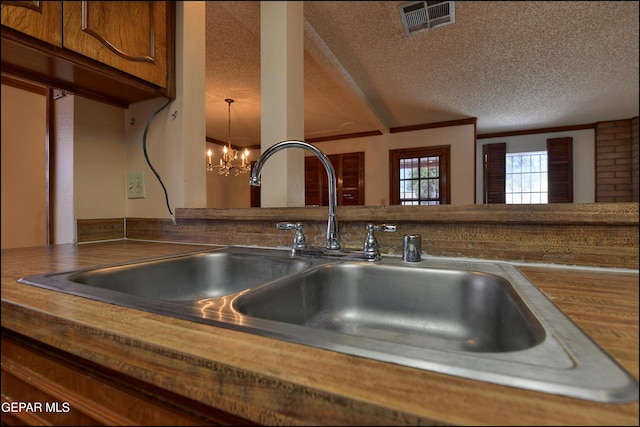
[
  {"x1": 305, "y1": 152, "x2": 364, "y2": 206},
  {"x1": 1, "y1": 331, "x2": 249, "y2": 426},
  {"x1": 1, "y1": 1, "x2": 62, "y2": 46},
  {"x1": 340, "y1": 152, "x2": 365, "y2": 205},
  {"x1": 63, "y1": 1, "x2": 167, "y2": 87},
  {"x1": 305, "y1": 156, "x2": 324, "y2": 206}
]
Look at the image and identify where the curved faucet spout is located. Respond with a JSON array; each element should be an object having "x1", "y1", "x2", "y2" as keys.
[{"x1": 250, "y1": 140, "x2": 341, "y2": 251}]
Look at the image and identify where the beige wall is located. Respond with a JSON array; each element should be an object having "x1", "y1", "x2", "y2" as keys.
[
  {"x1": 73, "y1": 1, "x2": 207, "y2": 224},
  {"x1": 207, "y1": 123, "x2": 477, "y2": 207},
  {"x1": 125, "y1": 1, "x2": 207, "y2": 219},
  {"x1": 3, "y1": 2, "x2": 207, "y2": 248},
  {"x1": 74, "y1": 96, "x2": 127, "y2": 219},
  {"x1": 70, "y1": 1, "x2": 208, "y2": 224},
  {"x1": 1, "y1": 84, "x2": 47, "y2": 249},
  {"x1": 314, "y1": 124, "x2": 477, "y2": 206},
  {"x1": 206, "y1": 124, "x2": 600, "y2": 208},
  {"x1": 206, "y1": 141, "x2": 253, "y2": 208}
]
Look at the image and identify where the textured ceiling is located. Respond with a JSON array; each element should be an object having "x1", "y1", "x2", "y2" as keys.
[{"x1": 205, "y1": 1, "x2": 639, "y2": 148}]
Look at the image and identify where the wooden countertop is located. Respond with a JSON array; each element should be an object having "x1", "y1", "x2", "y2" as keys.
[{"x1": 2, "y1": 241, "x2": 638, "y2": 425}]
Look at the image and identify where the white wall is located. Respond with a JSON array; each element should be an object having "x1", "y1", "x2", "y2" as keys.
[
  {"x1": 475, "y1": 129, "x2": 596, "y2": 203},
  {"x1": 52, "y1": 93, "x2": 75, "y2": 243}
]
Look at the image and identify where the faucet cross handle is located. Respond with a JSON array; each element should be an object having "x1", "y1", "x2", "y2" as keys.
[
  {"x1": 276, "y1": 222, "x2": 307, "y2": 250},
  {"x1": 363, "y1": 223, "x2": 397, "y2": 261}
]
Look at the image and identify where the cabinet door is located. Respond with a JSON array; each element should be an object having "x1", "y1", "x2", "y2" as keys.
[
  {"x1": 305, "y1": 152, "x2": 365, "y2": 206},
  {"x1": 1, "y1": 330, "x2": 251, "y2": 426},
  {"x1": 305, "y1": 155, "x2": 325, "y2": 207},
  {"x1": 339, "y1": 152, "x2": 365, "y2": 205},
  {"x1": 62, "y1": 1, "x2": 167, "y2": 87},
  {"x1": 1, "y1": 1, "x2": 62, "y2": 46}
]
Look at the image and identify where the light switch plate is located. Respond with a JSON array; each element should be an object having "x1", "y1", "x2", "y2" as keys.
[{"x1": 127, "y1": 172, "x2": 145, "y2": 199}]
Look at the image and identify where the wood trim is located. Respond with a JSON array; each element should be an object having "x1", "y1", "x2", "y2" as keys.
[
  {"x1": 1, "y1": 1, "x2": 42, "y2": 13},
  {"x1": 163, "y1": 0, "x2": 176, "y2": 99},
  {"x1": 306, "y1": 130, "x2": 383, "y2": 143},
  {"x1": 1, "y1": 28, "x2": 166, "y2": 108},
  {"x1": 390, "y1": 117, "x2": 476, "y2": 133},
  {"x1": 478, "y1": 123, "x2": 595, "y2": 139},
  {"x1": 174, "y1": 204, "x2": 639, "y2": 225},
  {"x1": 46, "y1": 87, "x2": 53, "y2": 244},
  {"x1": 1, "y1": 73, "x2": 46, "y2": 95},
  {"x1": 76, "y1": 218, "x2": 125, "y2": 243}
]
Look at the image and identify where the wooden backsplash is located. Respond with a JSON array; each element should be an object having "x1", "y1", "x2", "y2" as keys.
[{"x1": 77, "y1": 203, "x2": 639, "y2": 269}]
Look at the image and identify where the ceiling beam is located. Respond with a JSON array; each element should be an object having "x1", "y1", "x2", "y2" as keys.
[{"x1": 304, "y1": 20, "x2": 389, "y2": 135}]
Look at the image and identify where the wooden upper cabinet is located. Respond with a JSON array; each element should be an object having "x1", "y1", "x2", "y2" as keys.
[
  {"x1": 63, "y1": 1, "x2": 167, "y2": 87},
  {"x1": 1, "y1": 1, "x2": 62, "y2": 46},
  {"x1": 1, "y1": 1, "x2": 174, "y2": 106}
]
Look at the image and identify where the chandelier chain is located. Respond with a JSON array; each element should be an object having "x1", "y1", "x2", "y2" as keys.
[{"x1": 226, "y1": 98, "x2": 233, "y2": 147}]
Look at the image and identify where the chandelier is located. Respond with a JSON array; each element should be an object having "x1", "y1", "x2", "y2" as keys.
[{"x1": 207, "y1": 98, "x2": 250, "y2": 176}]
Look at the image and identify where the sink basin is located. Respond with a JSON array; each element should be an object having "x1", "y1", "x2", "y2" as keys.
[
  {"x1": 231, "y1": 259, "x2": 638, "y2": 403},
  {"x1": 234, "y1": 263, "x2": 544, "y2": 353},
  {"x1": 67, "y1": 249, "x2": 311, "y2": 301},
  {"x1": 19, "y1": 247, "x2": 311, "y2": 310},
  {"x1": 18, "y1": 247, "x2": 638, "y2": 403}
]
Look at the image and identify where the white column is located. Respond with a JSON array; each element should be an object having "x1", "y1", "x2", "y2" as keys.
[
  {"x1": 180, "y1": 1, "x2": 207, "y2": 208},
  {"x1": 259, "y1": 1, "x2": 305, "y2": 207}
]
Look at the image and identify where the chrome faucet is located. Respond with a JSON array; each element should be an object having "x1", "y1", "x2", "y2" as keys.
[
  {"x1": 363, "y1": 223, "x2": 397, "y2": 261},
  {"x1": 250, "y1": 140, "x2": 341, "y2": 251}
]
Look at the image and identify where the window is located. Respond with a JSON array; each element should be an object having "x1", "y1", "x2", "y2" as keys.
[
  {"x1": 506, "y1": 151, "x2": 548, "y2": 204},
  {"x1": 398, "y1": 156, "x2": 440, "y2": 205},
  {"x1": 483, "y1": 137, "x2": 573, "y2": 204},
  {"x1": 390, "y1": 146, "x2": 450, "y2": 205}
]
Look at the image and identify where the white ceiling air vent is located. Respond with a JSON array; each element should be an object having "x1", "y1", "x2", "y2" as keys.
[{"x1": 399, "y1": 1, "x2": 455, "y2": 35}]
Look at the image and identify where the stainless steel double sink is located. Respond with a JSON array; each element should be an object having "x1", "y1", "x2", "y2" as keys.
[{"x1": 18, "y1": 246, "x2": 639, "y2": 403}]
